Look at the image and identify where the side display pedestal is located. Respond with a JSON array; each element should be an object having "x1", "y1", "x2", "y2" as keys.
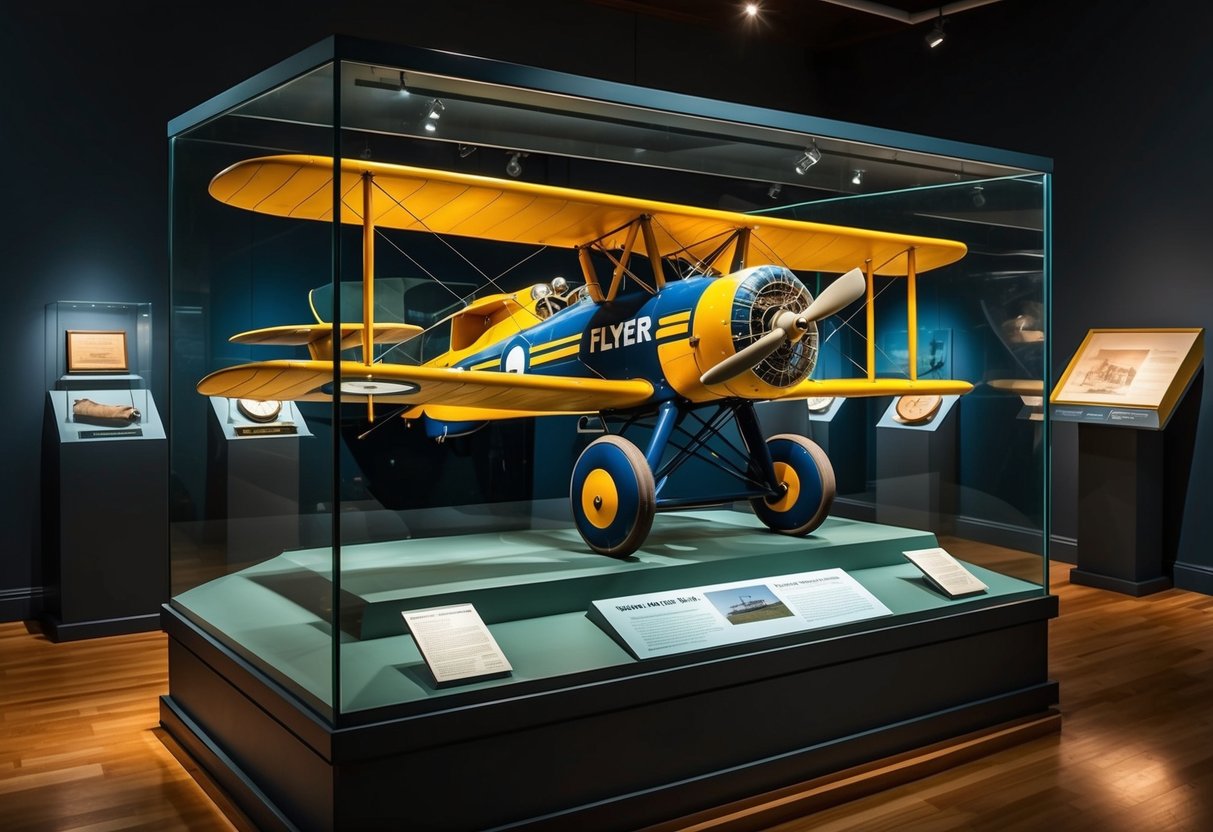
[
  {"x1": 40, "y1": 392, "x2": 168, "y2": 640},
  {"x1": 1071, "y1": 424, "x2": 1169, "y2": 596},
  {"x1": 875, "y1": 396, "x2": 959, "y2": 533},
  {"x1": 207, "y1": 397, "x2": 310, "y2": 566}
]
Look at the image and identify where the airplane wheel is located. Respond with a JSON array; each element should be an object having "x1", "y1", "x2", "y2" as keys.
[
  {"x1": 570, "y1": 435, "x2": 655, "y2": 557},
  {"x1": 751, "y1": 434, "x2": 836, "y2": 536}
]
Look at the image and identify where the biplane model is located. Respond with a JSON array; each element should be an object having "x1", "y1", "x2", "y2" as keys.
[{"x1": 197, "y1": 155, "x2": 972, "y2": 557}]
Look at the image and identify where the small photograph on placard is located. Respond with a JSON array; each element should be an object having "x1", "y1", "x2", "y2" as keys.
[{"x1": 705, "y1": 585, "x2": 793, "y2": 625}]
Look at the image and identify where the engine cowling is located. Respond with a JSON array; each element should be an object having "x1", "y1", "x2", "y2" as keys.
[{"x1": 689, "y1": 265, "x2": 819, "y2": 400}]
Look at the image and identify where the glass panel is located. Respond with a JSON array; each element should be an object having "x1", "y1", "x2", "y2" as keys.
[
  {"x1": 168, "y1": 62, "x2": 338, "y2": 718},
  {"x1": 169, "y1": 47, "x2": 1049, "y2": 722},
  {"x1": 761, "y1": 175, "x2": 1048, "y2": 584}
]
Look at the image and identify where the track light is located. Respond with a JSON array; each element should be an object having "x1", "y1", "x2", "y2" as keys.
[
  {"x1": 767, "y1": 182, "x2": 782, "y2": 200},
  {"x1": 354, "y1": 70, "x2": 408, "y2": 94},
  {"x1": 851, "y1": 169, "x2": 864, "y2": 186},
  {"x1": 794, "y1": 141, "x2": 822, "y2": 175},
  {"x1": 925, "y1": 14, "x2": 946, "y2": 48},
  {"x1": 971, "y1": 185, "x2": 986, "y2": 207},
  {"x1": 506, "y1": 152, "x2": 524, "y2": 178},
  {"x1": 423, "y1": 98, "x2": 444, "y2": 132},
  {"x1": 458, "y1": 144, "x2": 477, "y2": 158}
]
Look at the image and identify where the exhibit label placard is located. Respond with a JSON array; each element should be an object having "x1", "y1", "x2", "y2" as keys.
[
  {"x1": 1051, "y1": 328, "x2": 1203, "y2": 428},
  {"x1": 401, "y1": 604, "x2": 512, "y2": 686},
  {"x1": 589, "y1": 568, "x2": 892, "y2": 660},
  {"x1": 66, "y1": 330, "x2": 129, "y2": 373},
  {"x1": 903, "y1": 547, "x2": 988, "y2": 598}
]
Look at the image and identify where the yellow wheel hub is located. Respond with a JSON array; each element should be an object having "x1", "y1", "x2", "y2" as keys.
[
  {"x1": 766, "y1": 461, "x2": 801, "y2": 513},
  {"x1": 582, "y1": 468, "x2": 619, "y2": 529}
]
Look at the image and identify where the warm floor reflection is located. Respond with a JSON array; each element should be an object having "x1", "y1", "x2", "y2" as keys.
[
  {"x1": 760, "y1": 559, "x2": 1213, "y2": 832},
  {"x1": 3, "y1": 551, "x2": 1212, "y2": 830}
]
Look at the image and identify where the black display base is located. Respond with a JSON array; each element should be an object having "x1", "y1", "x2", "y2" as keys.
[
  {"x1": 41, "y1": 400, "x2": 168, "y2": 642},
  {"x1": 161, "y1": 590, "x2": 1058, "y2": 832},
  {"x1": 39, "y1": 611, "x2": 162, "y2": 642},
  {"x1": 875, "y1": 404, "x2": 958, "y2": 533},
  {"x1": 1068, "y1": 568, "x2": 1172, "y2": 597},
  {"x1": 1074, "y1": 425, "x2": 1167, "y2": 595}
]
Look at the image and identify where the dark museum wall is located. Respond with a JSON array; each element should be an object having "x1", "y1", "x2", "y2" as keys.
[{"x1": 1, "y1": 0, "x2": 1210, "y2": 618}]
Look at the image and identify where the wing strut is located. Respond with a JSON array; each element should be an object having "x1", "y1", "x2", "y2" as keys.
[
  {"x1": 906, "y1": 247, "x2": 918, "y2": 381},
  {"x1": 864, "y1": 259, "x2": 875, "y2": 381},
  {"x1": 729, "y1": 227, "x2": 752, "y2": 272},
  {"x1": 638, "y1": 215, "x2": 667, "y2": 291},
  {"x1": 575, "y1": 214, "x2": 670, "y2": 303},
  {"x1": 362, "y1": 172, "x2": 376, "y2": 421}
]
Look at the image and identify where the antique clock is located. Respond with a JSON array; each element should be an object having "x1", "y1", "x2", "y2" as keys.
[{"x1": 235, "y1": 398, "x2": 283, "y2": 423}]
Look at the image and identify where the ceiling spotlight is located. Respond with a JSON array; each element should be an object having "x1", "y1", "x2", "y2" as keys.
[
  {"x1": 423, "y1": 98, "x2": 445, "y2": 132},
  {"x1": 458, "y1": 143, "x2": 477, "y2": 158},
  {"x1": 925, "y1": 14, "x2": 946, "y2": 48},
  {"x1": 971, "y1": 185, "x2": 987, "y2": 207},
  {"x1": 794, "y1": 141, "x2": 822, "y2": 175},
  {"x1": 767, "y1": 182, "x2": 782, "y2": 200},
  {"x1": 744, "y1": 2, "x2": 760, "y2": 17},
  {"x1": 851, "y1": 169, "x2": 864, "y2": 186},
  {"x1": 506, "y1": 152, "x2": 524, "y2": 178}
]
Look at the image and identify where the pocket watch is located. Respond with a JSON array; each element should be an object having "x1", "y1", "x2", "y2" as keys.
[
  {"x1": 894, "y1": 394, "x2": 943, "y2": 424},
  {"x1": 236, "y1": 398, "x2": 283, "y2": 423}
]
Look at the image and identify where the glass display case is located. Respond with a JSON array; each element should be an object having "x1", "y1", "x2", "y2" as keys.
[
  {"x1": 43, "y1": 300, "x2": 166, "y2": 639},
  {"x1": 45, "y1": 300, "x2": 164, "y2": 442},
  {"x1": 165, "y1": 37, "x2": 1055, "y2": 831}
]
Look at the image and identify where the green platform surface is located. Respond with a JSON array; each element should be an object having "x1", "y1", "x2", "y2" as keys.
[{"x1": 173, "y1": 510, "x2": 1043, "y2": 714}]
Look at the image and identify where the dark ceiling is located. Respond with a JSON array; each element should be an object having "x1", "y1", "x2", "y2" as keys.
[{"x1": 589, "y1": 0, "x2": 998, "y2": 51}]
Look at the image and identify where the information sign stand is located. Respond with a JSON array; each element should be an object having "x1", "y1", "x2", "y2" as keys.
[{"x1": 1051, "y1": 328, "x2": 1204, "y2": 595}]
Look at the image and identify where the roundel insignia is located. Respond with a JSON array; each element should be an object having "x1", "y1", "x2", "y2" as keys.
[{"x1": 502, "y1": 338, "x2": 530, "y2": 374}]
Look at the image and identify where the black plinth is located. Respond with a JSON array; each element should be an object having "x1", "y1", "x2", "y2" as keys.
[
  {"x1": 40, "y1": 407, "x2": 168, "y2": 640},
  {"x1": 875, "y1": 404, "x2": 957, "y2": 534},
  {"x1": 160, "y1": 592, "x2": 1057, "y2": 832},
  {"x1": 1071, "y1": 424, "x2": 1170, "y2": 596}
]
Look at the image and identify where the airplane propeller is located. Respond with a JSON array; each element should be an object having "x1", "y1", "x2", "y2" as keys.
[{"x1": 699, "y1": 267, "x2": 867, "y2": 386}]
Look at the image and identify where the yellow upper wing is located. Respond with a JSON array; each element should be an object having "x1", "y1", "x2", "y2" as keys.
[
  {"x1": 209, "y1": 155, "x2": 966, "y2": 276},
  {"x1": 197, "y1": 360, "x2": 654, "y2": 412}
]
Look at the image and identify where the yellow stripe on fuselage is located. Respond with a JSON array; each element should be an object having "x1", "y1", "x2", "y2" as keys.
[
  {"x1": 658, "y1": 311, "x2": 691, "y2": 326},
  {"x1": 655, "y1": 324, "x2": 689, "y2": 341},
  {"x1": 469, "y1": 357, "x2": 499, "y2": 371},
  {"x1": 531, "y1": 332, "x2": 581, "y2": 354},
  {"x1": 530, "y1": 344, "x2": 581, "y2": 366}
]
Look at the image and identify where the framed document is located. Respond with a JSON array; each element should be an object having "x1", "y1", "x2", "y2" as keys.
[
  {"x1": 1051, "y1": 328, "x2": 1203, "y2": 426},
  {"x1": 66, "y1": 330, "x2": 129, "y2": 373}
]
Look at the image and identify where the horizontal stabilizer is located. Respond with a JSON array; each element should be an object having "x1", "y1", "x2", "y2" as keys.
[{"x1": 230, "y1": 323, "x2": 423, "y2": 360}]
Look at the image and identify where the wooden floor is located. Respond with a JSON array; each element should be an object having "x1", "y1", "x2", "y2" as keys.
[{"x1": 2, "y1": 555, "x2": 1212, "y2": 831}]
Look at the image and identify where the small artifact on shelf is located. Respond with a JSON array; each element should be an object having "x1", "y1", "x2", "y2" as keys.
[
  {"x1": 236, "y1": 398, "x2": 283, "y2": 423},
  {"x1": 894, "y1": 393, "x2": 942, "y2": 424},
  {"x1": 73, "y1": 398, "x2": 141, "y2": 423},
  {"x1": 805, "y1": 396, "x2": 834, "y2": 413}
]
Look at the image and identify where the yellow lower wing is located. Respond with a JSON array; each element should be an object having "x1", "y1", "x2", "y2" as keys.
[
  {"x1": 197, "y1": 360, "x2": 655, "y2": 412},
  {"x1": 775, "y1": 378, "x2": 974, "y2": 399}
]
